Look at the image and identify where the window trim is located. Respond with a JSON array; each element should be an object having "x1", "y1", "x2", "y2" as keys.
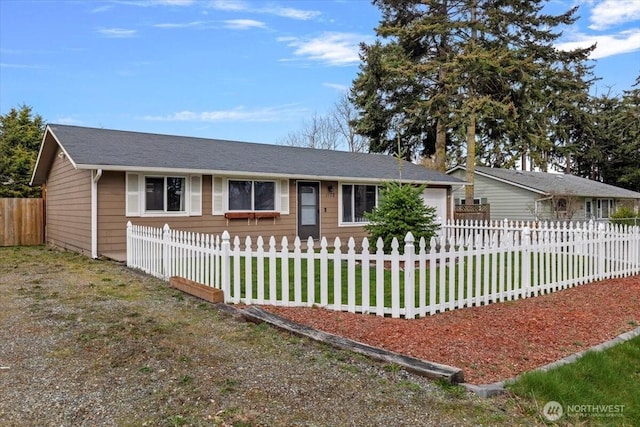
[
  {"x1": 126, "y1": 172, "x2": 201, "y2": 218},
  {"x1": 211, "y1": 177, "x2": 289, "y2": 216},
  {"x1": 144, "y1": 175, "x2": 188, "y2": 215},
  {"x1": 338, "y1": 183, "x2": 379, "y2": 226},
  {"x1": 227, "y1": 179, "x2": 277, "y2": 212},
  {"x1": 555, "y1": 197, "x2": 568, "y2": 213},
  {"x1": 597, "y1": 198, "x2": 614, "y2": 219}
]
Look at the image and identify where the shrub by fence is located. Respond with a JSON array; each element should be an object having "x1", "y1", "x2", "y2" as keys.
[{"x1": 126, "y1": 220, "x2": 640, "y2": 319}]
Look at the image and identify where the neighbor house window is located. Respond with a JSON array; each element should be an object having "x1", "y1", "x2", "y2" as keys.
[
  {"x1": 228, "y1": 180, "x2": 275, "y2": 211},
  {"x1": 585, "y1": 200, "x2": 593, "y2": 219},
  {"x1": 597, "y1": 199, "x2": 614, "y2": 219},
  {"x1": 456, "y1": 197, "x2": 487, "y2": 205},
  {"x1": 341, "y1": 184, "x2": 377, "y2": 223},
  {"x1": 555, "y1": 198, "x2": 567, "y2": 213},
  {"x1": 145, "y1": 176, "x2": 186, "y2": 212}
]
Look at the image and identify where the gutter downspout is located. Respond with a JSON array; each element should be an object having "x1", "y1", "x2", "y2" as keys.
[
  {"x1": 534, "y1": 195, "x2": 553, "y2": 221},
  {"x1": 91, "y1": 169, "x2": 103, "y2": 258}
]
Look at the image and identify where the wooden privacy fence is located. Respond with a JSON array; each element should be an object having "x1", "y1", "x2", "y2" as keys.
[
  {"x1": 0, "y1": 198, "x2": 44, "y2": 246},
  {"x1": 126, "y1": 220, "x2": 640, "y2": 319}
]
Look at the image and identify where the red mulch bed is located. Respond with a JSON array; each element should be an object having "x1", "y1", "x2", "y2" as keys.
[{"x1": 262, "y1": 276, "x2": 640, "y2": 384}]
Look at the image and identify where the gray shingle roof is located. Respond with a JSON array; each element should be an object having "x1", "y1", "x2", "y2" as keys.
[
  {"x1": 37, "y1": 124, "x2": 464, "y2": 185},
  {"x1": 474, "y1": 166, "x2": 640, "y2": 199}
]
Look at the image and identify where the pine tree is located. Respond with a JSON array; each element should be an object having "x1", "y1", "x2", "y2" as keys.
[
  {"x1": 350, "y1": 0, "x2": 594, "y2": 202},
  {"x1": 0, "y1": 105, "x2": 45, "y2": 198}
]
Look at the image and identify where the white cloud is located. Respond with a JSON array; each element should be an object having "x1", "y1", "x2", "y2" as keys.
[
  {"x1": 209, "y1": 0, "x2": 320, "y2": 21},
  {"x1": 557, "y1": 29, "x2": 640, "y2": 58},
  {"x1": 323, "y1": 82, "x2": 349, "y2": 92},
  {"x1": 154, "y1": 21, "x2": 209, "y2": 29},
  {"x1": 264, "y1": 6, "x2": 321, "y2": 20},
  {"x1": 98, "y1": 28, "x2": 137, "y2": 38},
  {"x1": 0, "y1": 63, "x2": 42, "y2": 69},
  {"x1": 90, "y1": 5, "x2": 113, "y2": 13},
  {"x1": 279, "y1": 32, "x2": 369, "y2": 66},
  {"x1": 589, "y1": 0, "x2": 640, "y2": 30},
  {"x1": 153, "y1": 19, "x2": 266, "y2": 30},
  {"x1": 113, "y1": 0, "x2": 195, "y2": 6},
  {"x1": 209, "y1": 0, "x2": 248, "y2": 12},
  {"x1": 153, "y1": 0, "x2": 195, "y2": 5},
  {"x1": 55, "y1": 116, "x2": 84, "y2": 126},
  {"x1": 142, "y1": 105, "x2": 307, "y2": 122},
  {"x1": 224, "y1": 19, "x2": 267, "y2": 30}
]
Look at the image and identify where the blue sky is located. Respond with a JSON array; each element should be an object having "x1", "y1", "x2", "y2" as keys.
[{"x1": 1, "y1": 0, "x2": 639, "y2": 146}]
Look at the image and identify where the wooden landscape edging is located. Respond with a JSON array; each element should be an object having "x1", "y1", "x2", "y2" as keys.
[
  {"x1": 169, "y1": 276, "x2": 224, "y2": 303},
  {"x1": 240, "y1": 306, "x2": 464, "y2": 384}
]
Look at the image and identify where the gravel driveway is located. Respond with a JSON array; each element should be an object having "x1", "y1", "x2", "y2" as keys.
[{"x1": 0, "y1": 246, "x2": 540, "y2": 426}]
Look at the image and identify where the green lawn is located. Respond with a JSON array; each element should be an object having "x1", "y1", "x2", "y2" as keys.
[
  {"x1": 220, "y1": 251, "x2": 597, "y2": 312},
  {"x1": 508, "y1": 335, "x2": 640, "y2": 426}
]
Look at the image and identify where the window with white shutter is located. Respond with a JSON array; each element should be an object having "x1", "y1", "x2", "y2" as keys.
[
  {"x1": 279, "y1": 179, "x2": 289, "y2": 214},
  {"x1": 189, "y1": 175, "x2": 202, "y2": 216},
  {"x1": 212, "y1": 176, "x2": 225, "y2": 215},
  {"x1": 126, "y1": 173, "x2": 141, "y2": 216}
]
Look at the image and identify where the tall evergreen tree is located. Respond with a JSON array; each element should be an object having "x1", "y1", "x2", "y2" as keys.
[
  {"x1": 568, "y1": 76, "x2": 640, "y2": 192},
  {"x1": 608, "y1": 76, "x2": 640, "y2": 192},
  {"x1": 0, "y1": 105, "x2": 45, "y2": 198},
  {"x1": 350, "y1": 0, "x2": 594, "y2": 202}
]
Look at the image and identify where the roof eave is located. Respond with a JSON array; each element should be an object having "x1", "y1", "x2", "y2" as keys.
[
  {"x1": 471, "y1": 167, "x2": 549, "y2": 196},
  {"x1": 30, "y1": 126, "x2": 78, "y2": 186},
  {"x1": 74, "y1": 163, "x2": 463, "y2": 186}
]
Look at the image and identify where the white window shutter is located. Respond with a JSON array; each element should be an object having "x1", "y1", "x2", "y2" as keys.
[
  {"x1": 189, "y1": 175, "x2": 202, "y2": 216},
  {"x1": 279, "y1": 179, "x2": 289, "y2": 214},
  {"x1": 212, "y1": 176, "x2": 225, "y2": 215},
  {"x1": 126, "y1": 173, "x2": 141, "y2": 216}
]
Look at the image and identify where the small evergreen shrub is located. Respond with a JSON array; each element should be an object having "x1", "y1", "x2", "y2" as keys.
[
  {"x1": 609, "y1": 206, "x2": 640, "y2": 226},
  {"x1": 364, "y1": 181, "x2": 439, "y2": 252}
]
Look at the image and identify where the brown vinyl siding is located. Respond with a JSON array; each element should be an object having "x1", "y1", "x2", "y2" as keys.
[
  {"x1": 97, "y1": 174, "x2": 299, "y2": 256},
  {"x1": 93, "y1": 174, "x2": 452, "y2": 258},
  {"x1": 45, "y1": 149, "x2": 91, "y2": 255},
  {"x1": 316, "y1": 180, "x2": 369, "y2": 245}
]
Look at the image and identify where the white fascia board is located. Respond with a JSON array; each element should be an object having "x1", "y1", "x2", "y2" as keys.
[
  {"x1": 29, "y1": 128, "x2": 50, "y2": 186},
  {"x1": 30, "y1": 126, "x2": 77, "y2": 185},
  {"x1": 75, "y1": 163, "x2": 463, "y2": 186}
]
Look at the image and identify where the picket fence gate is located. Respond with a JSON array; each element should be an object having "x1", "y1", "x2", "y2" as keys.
[{"x1": 126, "y1": 220, "x2": 640, "y2": 319}]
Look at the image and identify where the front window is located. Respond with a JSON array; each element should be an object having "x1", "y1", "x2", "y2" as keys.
[
  {"x1": 228, "y1": 180, "x2": 275, "y2": 211},
  {"x1": 145, "y1": 176, "x2": 186, "y2": 212},
  {"x1": 342, "y1": 184, "x2": 377, "y2": 223}
]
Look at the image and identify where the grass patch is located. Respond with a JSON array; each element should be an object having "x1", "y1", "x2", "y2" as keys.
[
  {"x1": 434, "y1": 378, "x2": 468, "y2": 399},
  {"x1": 508, "y1": 335, "x2": 640, "y2": 425},
  {"x1": 220, "y1": 249, "x2": 596, "y2": 313}
]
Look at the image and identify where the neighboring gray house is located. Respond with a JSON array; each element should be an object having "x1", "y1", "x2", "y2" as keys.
[
  {"x1": 448, "y1": 166, "x2": 640, "y2": 222},
  {"x1": 30, "y1": 124, "x2": 465, "y2": 260}
]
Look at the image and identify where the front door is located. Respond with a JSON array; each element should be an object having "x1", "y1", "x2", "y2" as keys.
[{"x1": 298, "y1": 182, "x2": 320, "y2": 240}]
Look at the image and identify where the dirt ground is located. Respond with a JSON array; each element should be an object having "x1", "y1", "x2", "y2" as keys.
[{"x1": 0, "y1": 246, "x2": 544, "y2": 426}]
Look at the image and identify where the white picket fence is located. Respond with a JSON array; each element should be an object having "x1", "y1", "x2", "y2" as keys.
[{"x1": 126, "y1": 220, "x2": 640, "y2": 319}]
